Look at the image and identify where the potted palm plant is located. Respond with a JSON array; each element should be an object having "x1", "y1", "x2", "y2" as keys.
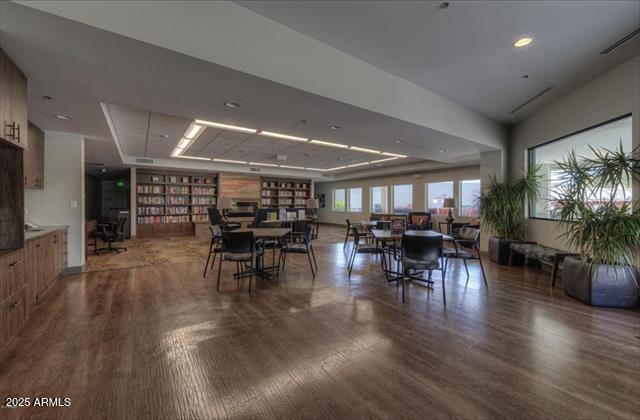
[
  {"x1": 551, "y1": 144, "x2": 639, "y2": 308},
  {"x1": 478, "y1": 165, "x2": 541, "y2": 265}
]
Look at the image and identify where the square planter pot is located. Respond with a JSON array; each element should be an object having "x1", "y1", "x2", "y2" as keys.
[
  {"x1": 488, "y1": 237, "x2": 524, "y2": 266},
  {"x1": 563, "y1": 256, "x2": 639, "y2": 308}
]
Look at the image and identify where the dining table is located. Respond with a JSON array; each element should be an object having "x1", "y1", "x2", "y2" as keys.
[
  {"x1": 233, "y1": 227, "x2": 291, "y2": 277},
  {"x1": 370, "y1": 229, "x2": 454, "y2": 282}
]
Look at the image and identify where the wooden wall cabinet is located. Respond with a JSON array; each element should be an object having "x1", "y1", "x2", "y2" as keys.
[
  {"x1": 0, "y1": 48, "x2": 28, "y2": 149},
  {"x1": 24, "y1": 122, "x2": 44, "y2": 188},
  {"x1": 1, "y1": 228, "x2": 67, "y2": 353}
]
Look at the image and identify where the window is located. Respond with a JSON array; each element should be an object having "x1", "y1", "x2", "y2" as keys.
[
  {"x1": 348, "y1": 187, "x2": 362, "y2": 212},
  {"x1": 528, "y1": 115, "x2": 632, "y2": 219},
  {"x1": 392, "y1": 184, "x2": 413, "y2": 212},
  {"x1": 460, "y1": 180, "x2": 481, "y2": 217},
  {"x1": 427, "y1": 181, "x2": 454, "y2": 215},
  {"x1": 333, "y1": 189, "x2": 346, "y2": 212},
  {"x1": 370, "y1": 186, "x2": 388, "y2": 213}
]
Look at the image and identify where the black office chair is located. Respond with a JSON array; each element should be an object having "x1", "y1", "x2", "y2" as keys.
[
  {"x1": 203, "y1": 225, "x2": 223, "y2": 277},
  {"x1": 443, "y1": 227, "x2": 487, "y2": 287},
  {"x1": 348, "y1": 226, "x2": 385, "y2": 277},
  {"x1": 95, "y1": 216, "x2": 128, "y2": 255},
  {"x1": 207, "y1": 207, "x2": 240, "y2": 231},
  {"x1": 279, "y1": 223, "x2": 318, "y2": 278},
  {"x1": 400, "y1": 234, "x2": 445, "y2": 304},
  {"x1": 216, "y1": 231, "x2": 263, "y2": 293}
]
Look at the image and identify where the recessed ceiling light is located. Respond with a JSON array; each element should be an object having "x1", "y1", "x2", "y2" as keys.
[
  {"x1": 55, "y1": 114, "x2": 73, "y2": 120},
  {"x1": 224, "y1": 101, "x2": 240, "y2": 109},
  {"x1": 514, "y1": 37, "x2": 533, "y2": 48},
  {"x1": 439, "y1": 2, "x2": 450, "y2": 9},
  {"x1": 249, "y1": 162, "x2": 278, "y2": 167},
  {"x1": 184, "y1": 124, "x2": 204, "y2": 139},
  {"x1": 306, "y1": 168, "x2": 329, "y2": 171},
  {"x1": 158, "y1": 134, "x2": 169, "y2": 138},
  {"x1": 43, "y1": 95, "x2": 54, "y2": 101},
  {"x1": 258, "y1": 130, "x2": 308, "y2": 142},
  {"x1": 329, "y1": 125, "x2": 341, "y2": 130},
  {"x1": 381, "y1": 152, "x2": 408, "y2": 158},
  {"x1": 346, "y1": 162, "x2": 370, "y2": 168},
  {"x1": 195, "y1": 119, "x2": 256, "y2": 134},
  {"x1": 213, "y1": 158, "x2": 247, "y2": 164},
  {"x1": 280, "y1": 165, "x2": 305, "y2": 170},
  {"x1": 522, "y1": 74, "x2": 529, "y2": 79},
  {"x1": 176, "y1": 155, "x2": 211, "y2": 161},
  {"x1": 328, "y1": 166, "x2": 346, "y2": 171},
  {"x1": 370, "y1": 157, "x2": 399, "y2": 164},
  {"x1": 395, "y1": 140, "x2": 404, "y2": 144}
]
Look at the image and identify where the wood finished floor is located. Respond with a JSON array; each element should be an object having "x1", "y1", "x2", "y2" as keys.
[{"x1": 1, "y1": 226, "x2": 639, "y2": 419}]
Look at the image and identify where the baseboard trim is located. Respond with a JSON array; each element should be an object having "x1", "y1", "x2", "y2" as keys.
[{"x1": 63, "y1": 265, "x2": 84, "y2": 275}]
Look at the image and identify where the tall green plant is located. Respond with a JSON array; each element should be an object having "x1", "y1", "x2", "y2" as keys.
[
  {"x1": 550, "y1": 143, "x2": 640, "y2": 271},
  {"x1": 478, "y1": 165, "x2": 541, "y2": 240}
]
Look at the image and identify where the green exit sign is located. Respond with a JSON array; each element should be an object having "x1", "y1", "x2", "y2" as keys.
[{"x1": 116, "y1": 179, "x2": 125, "y2": 188}]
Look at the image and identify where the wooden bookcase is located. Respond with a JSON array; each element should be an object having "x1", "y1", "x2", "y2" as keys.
[
  {"x1": 136, "y1": 171, "x2": 217, "y2": 237},
  {"x1": 260, "y1": 178, "x2": 311, "y2": 208}
]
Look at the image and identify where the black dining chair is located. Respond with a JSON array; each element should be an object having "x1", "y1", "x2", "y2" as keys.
[
  {"x1": 400, "y1": 234, "x2": 445, "y2": 304},
  {"x1": 443, "y1": 227, "x2": 487, "y2": 287},
  {"x1": 203, "y1": 224, "x2": 223, "y2": 277},
  {"x1": 207, "y1": 207, "x2": 240, "y2": 231},
  {"x1": 216, "y1": 231, "x2": 263, "y2": 293},
  {"x1": 348, "y1": 226, "x2": 385, "y2": 277},
  {"x1": 279, "y1": 222, "x2": 317, "y2": 278},
  {"x1": 259, "y1": 220, "x2": 283, "y2": 269}
]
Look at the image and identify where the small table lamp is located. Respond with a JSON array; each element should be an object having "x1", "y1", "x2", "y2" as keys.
[
  {"x1": 442, "y1": 197, "x2": 456, "y2": 234},
  {"x1": 306, "y1": 198, "x2": 319, "y2": 219}
]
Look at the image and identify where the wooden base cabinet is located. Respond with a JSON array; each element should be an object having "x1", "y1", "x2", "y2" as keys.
[{"x1": 1, "y1": 228, "x2": 67, "y2": 352}]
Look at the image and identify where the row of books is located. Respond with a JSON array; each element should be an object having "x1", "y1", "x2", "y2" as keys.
[
  {"x1": 192, "y1": 197, "x2": 215, "y2": 205},
  {"x1": 192, "y1": 177, "x2": 215, "y2": 185},
  {"x1": 166, "y1": 206, "x2": 189, "y2": 215},
  {"x1": 166, "y1": 186, "x2": 190, "y2": 194},
  {"x1": 137, "y1": 185, "x2": 164, "y2": 194},
  {"x1": 192, "y1": 186, "x2": 215, "y2": 195},
  {"x1": 138, "y1": 196, "x2": 164, "y2": 205},
  {"x1": 138, "y1": 206, "x2": 164, "y2": 215},
  {"x1": 167, "y1": 197, "x2": 189, "y2": 205},
  {"x1": 137, "y1": 215, "x2": 191, "y2": 224},
  {"x1": 294, "y1": 191, "x2": 309, "y2": 197},
  {"x1": 192, "y1": 215, "x2": 209, "y2": 222},
  {"x1": 166, "y1": 176, "x2": 190, "y2": 184}
]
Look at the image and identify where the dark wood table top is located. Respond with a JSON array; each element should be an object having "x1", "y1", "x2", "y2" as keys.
[
  {"x1": 234, "y1": 228, "x2": 291, "y2": 238},
  {"x1": 371, "y1": 229, "x2": 454, "y2": 241}
]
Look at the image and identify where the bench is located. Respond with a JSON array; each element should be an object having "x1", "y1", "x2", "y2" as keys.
[{"x1": 509, "y1": 242, "x2": 578, "y2": 286}]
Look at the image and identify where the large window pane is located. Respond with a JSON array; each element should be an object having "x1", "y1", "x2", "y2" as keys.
[
  {"x1": 348, "y1": 187, "x2": 362, "y2": 212},
  {"x1": 460, "y1": 179, "x2": 481, "y2": 217},
  {"x1": 427, "y1": 181, "x2": 454, "y2": 215},
  {"x1": 392, "y1": 184, "x2": 413, "y2": 212},
  {"x1": 370, "y1": 186, "x2": 388, "y2": 213},
  {"x1": 333, "y1": 189, "x2": 346, "y2": 212},
  {"x1": 528, "y1": 115, "x2": 632, "y2": 219}
]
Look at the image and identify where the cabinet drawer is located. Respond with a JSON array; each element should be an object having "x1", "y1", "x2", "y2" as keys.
[
  {"x1": 0, "y1": 288, "x2": 27, "y2": 349},
  {"x1": 0, "y1": 249, "x2": 25, "y2": 303}
]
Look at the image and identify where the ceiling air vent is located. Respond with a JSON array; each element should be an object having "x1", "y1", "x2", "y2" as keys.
[
  {"x1": 136, "y1": 158, "x2": 154, "y2": 164},
  {"x1": 509, "y1": 87, "x2": 553, "y2": 114},
  {"x1": 322, "y1": 173, "x2": 332, "y2": 177},
  {"x1": 249, "y1": 167, "x2": 261, "y2": 172},
  {"x1": 600, "y1": 28, "x2": 640, "y2": 55}
]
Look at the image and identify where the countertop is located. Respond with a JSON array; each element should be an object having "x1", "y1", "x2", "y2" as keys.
[{"x1": 24, "y1": 225, "x2": 68, "y2": 241}]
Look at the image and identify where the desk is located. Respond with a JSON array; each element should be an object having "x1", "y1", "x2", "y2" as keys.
[{"x1": 233, "y1": 228, "x2": 291, "y2": 277}]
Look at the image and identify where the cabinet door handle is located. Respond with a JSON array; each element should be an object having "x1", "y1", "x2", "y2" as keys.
[
  {"x1": 35, "y1": 243, "x2": 40, "y2": 248},
  {"x1": 15, "y1": 124, "x2": 20, "y2": 142},
  {"x1": 8, "y1": 261, "x2": 22, "y2": 267},
  {"x1": 5, "y1": 121, "x2": 15, "y2": 140}
]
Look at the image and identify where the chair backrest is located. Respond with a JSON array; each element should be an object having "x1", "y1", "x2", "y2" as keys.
[
  {"x1": 345, "y1": 218, "x2": 352, "y2": 229},
  {"x1": 401, "y1": 234, "x2": 442, "y2": 263},
  {"x1": 207, "y1": 207, "x2": 223, "y2": 225},
  {"x1": 222, "y1": 231, "x2": 255, "y2": 253},
  {"x1": 210, "y1": 224, "x2": 222, "y2": 238},
  {"x1": 458, "y1": 227, "x2": 480, "y2": 247},
  {"x1": 117, "y1": 216, "x2": 127, "y2": 234}
]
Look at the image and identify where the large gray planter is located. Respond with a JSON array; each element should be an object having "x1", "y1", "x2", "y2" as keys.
[
  {"x1": 563, "y1": 256, "x2": 639, "y2": 308},
  {"x1": 488, "y1": 237, "x2": 524, "y2": 266}
]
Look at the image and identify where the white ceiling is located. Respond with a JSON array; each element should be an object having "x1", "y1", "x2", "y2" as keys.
[{"x1": 238, "y1": 0, "x2": 640, "y2": 123}]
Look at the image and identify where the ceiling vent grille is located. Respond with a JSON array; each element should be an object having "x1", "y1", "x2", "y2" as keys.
[
  {"x1": 135, "y1": 158, "x2": 154, "y2": 164},
  {"x1": 600, "y1": 28, "x2": 640, "y2": 55},
  {"x1": 509, "y1": 87, "x2": 553, "y2": 114},
  {"x1": 249, "y1": 167, "x2": 261, "y2": 172}
]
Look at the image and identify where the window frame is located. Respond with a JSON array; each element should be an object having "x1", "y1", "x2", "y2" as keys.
[
  {"x1": 426, "y1": 181, "x2": 455, "y2": 215},
  {"x1": 370, "y1": 185, "x2": 388, "y2": 213},
  {"x1": 333, "y1": 188, "x2": 346, "y2": 212},
  {"x1": 526, "y1": 113, "x2": 632, "y2": 221},
  {"x1": 392, "y1": 184, "x2": 413, "y2": 213},
  {"x1": 459, "y1": 179, "x2": 481, "y2": 218},
  {"x1": 348, "y1": 187, "x2": 363, "y2": 212}
]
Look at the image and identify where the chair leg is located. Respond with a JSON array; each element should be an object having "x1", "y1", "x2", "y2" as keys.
[
  {"x1": 211, "y1": 250, "x2": 217, "y2": 271},
  {"x1": 248, "y1": 258, "x2": 253, "y2": 293},
  {"x1": 343, "y1": 229, "x2": 350, "y2": 249},
  {"x1": 478, "y1": 254, "x2": 488, "y2": 287},
  {"x1": 203, "y1": 240, "x2": 213, "y2": 277},
  {"x1": 463, "y1": 259, "x2": 469, "y2": 278},
  {"x1": 401, "y1": 269, "x2": 405, "y2": 303},
  {"x1": 216, "y1": 254, "x2": 223, "y2": 291},
  {"x1": 310, "y1": 246, "x2": 318, "y2": 271},
  {"x1": 307, "y1": 250, "x2": 316, "y2": 278},
  {"x1": 551, "y1": 259, "x2": 559, "y2": 287},
  {"x1": 348, "y1": 247, "x2": 357, "y2": 277},
  {"x1": 441, "y1": 272, "x2": 446, "y2": 306}
]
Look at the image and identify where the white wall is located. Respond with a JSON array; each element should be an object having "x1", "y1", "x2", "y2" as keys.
[
  {"x1": 315, "y1": 166, "x2": 481, "y2": 229},
  {"x1": 509, "y1": 55, "x2": 640, "y2": 250},
  {"x1": 25, "y1": 131, "x2": 86, "y2": 268}
]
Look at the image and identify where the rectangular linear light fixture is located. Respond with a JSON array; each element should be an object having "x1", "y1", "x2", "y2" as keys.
[
  {"x1": 258, "y1": 131, "x2": 308, "y2": 142},
  {"x1": 171, "y1": 118, "x2": 409, "y2": 171},
  {"x1": 349, "y1": 146, "x2": 381, "y2": 154},
  {"x1": 309, "y1": 139, "x2": 349, "y2": 148},
  {"x1": 213, "y1": 158, "x2": 248, "y2": 164}
]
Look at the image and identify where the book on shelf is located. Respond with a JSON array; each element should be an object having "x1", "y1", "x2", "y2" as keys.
[{"x1": 137, "y1": 196, "x2": 165, "y2": 205}]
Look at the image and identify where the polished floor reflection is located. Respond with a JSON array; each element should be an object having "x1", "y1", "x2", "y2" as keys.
[{"x1": 0, "y1": 226, "x2": 638, "y2": 419}]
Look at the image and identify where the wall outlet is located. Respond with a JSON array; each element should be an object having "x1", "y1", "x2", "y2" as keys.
[{"x1": 70, "y1": 200, "x2": 78, "y2": 209}]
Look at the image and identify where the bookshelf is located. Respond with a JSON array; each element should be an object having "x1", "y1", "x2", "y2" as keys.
[
  {"x1": 260, "y1": 178, "x2": 311, "y2": 208},
  {"x1": 136, "y1": 171, "x2": 217, "y2": 237}
]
